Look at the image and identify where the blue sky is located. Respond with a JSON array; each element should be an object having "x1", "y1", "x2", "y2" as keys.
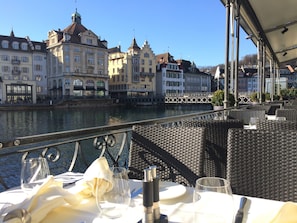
[{"x1": 0, "y1": 0, "x2": 257, "y2": 67}]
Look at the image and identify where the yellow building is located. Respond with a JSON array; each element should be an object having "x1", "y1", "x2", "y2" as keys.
[
  {"x1": 47, "y1": 10, "x2": 109, "y2": 100},
  {"x1": 108, "y1": 38, "x2": 156, "y2": 98}
]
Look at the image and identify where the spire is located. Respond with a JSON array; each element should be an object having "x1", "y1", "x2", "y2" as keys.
[
  {"x1": 128, "y1": 37, "x2": 140, "y2": 51},
  {"x1": 10, "y1": 29, "x2": 15, "y2": 37},
  {"x1": 71, "y1": 8, "x2": 81, "y2": 24}
]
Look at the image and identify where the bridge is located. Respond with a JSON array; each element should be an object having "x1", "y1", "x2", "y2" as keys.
[{"x1": 165, "y1": 93, "x2": 253, "y2": 104}]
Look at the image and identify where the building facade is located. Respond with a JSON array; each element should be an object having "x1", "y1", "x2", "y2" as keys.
[
  {"x1": 156, "y1": 53, "x2": 184, "y2": 96},
  {"x1": 177, "y1": 60, "x2": 211, "y2": 93},
  {"x1": 0, "y1": 31, "x2": 47, "y2": 104},
  {"x1": 47, "y1": 10, "x2": 109, "y2": 100},
  {"x1": 108, "y1": 38, "x2": 156, "y2": 98}
]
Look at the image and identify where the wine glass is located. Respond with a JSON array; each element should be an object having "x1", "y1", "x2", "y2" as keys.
[
  {"x1": 193, "y1": 177, "x2": 234, "y2": 223},
  {"x1": 96, "y1": 167, "x2": 131, "y2": 219},
  {"x1": 20, "y1": 157, "x2": 50, "y2": 192},
  {"x1": 249, "y1": 117, "x2": 259, "y2": 128}
]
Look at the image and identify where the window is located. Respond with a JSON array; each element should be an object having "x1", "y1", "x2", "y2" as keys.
[
  {"x1": 22, "y1": 67, "x2": 29, "y2": 73},
  {"x1": 2, "y1": 40, "x2": 8, "y2": 48},
  {"x1": 35, "y1": 64, "x2": 42, "y2": 71},
  {"x1": 86, "y1": 38, "x2": 93, "y2": 45},
  {"x1": 35, "y1": 45, "x2": 41, "y2": 50},
  {"x1": 87, "y1": 56, "x2": 94, "y2": 65},
  {"x1": 21, "y1": 43, "x2": 28, "y2": 50},
  {"x1": 12, "y1": 41, "x2": 19, "y2": 49},
  {"x1": 35, "y1": 75, "x2": 42, "y2": 81},
  {"x1": 74, "y1": 55, "x2": 80, "y2": 63},
  {"x1": 22, "y1": 57, "x2": 29, "y2": 62},
  {"x1": 2, "y1": 66, "x2": 9, "y2": 72},
  {"x1": 34, "y1": 55, "x2": 42, "y2": 61},
  {"x1": 1, "y1": 55, "x2": 9, "y2": 61}
]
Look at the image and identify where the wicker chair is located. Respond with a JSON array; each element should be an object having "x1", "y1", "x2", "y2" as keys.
[
  {"x1": 227, "y1": 128, "x2": 297, "y2": 202},
  {"x1": 256, "y1": 119, "x2": 297, "y2": 131},
  {"x1": 228, "y1": 109, "x2": 266, "y2": 124},
  {"x1": 182, "y1": 119, "x2": 243, "y2": 178},
  {"x1": 276, "y1": 108, "x2": 297, "y2": 121},
  {"x1": 128, "y1": 125, "x2": 206, "y2": 186}
]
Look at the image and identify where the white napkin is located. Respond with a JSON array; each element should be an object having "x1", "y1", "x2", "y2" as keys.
[
  {"x1": 71, "y1": 157, "x2": 113, "y2": 199},
  {"x1": 3, "y1": 176, "x2": 79, "y2": 223},
  {"x1": 3, "y1": 157, "x2": 113, "y2": 223}
]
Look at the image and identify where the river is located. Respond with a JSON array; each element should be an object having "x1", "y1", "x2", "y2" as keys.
[{"x1": 0, "y1": 104, "x2": 212, "y2": 142}]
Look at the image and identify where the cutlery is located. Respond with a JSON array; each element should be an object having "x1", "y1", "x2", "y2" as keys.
[{"x1": 235, "y1": 197, "x2": 248, "y2": 223}]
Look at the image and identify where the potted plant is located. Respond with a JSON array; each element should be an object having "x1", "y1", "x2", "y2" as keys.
[{"x1": 212, "y1": 90, "x2": 235, "y2": 110}]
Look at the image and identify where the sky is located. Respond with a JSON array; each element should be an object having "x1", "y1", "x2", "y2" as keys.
[{"x1": 0, "y1": 0, "x2": 257, "y2": 67}]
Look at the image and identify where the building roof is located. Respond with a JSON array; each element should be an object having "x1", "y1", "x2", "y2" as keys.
[
  {"x1": 156, "y1": 52, "x2": 176, "y2": 64},
  {"x1": 0, "y1": 32, "x2": 46, "y2": 52}
]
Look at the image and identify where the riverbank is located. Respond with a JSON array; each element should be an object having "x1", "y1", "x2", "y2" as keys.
[{"x1": 0, "y1": 98, "x2": 119, "y2": 111}]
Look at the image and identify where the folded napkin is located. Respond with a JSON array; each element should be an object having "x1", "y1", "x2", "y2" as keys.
[
  {"x1": 3, "y1": 157, "x2": 113, "y2": 223},
  {"x1": 71, "y1": 156, "x2": 113, "y2": 199},
  {"x1": 254, "y1": 201, "x2": 297, "y2": 223},
  {"x1": 3, "y1": 176, "x2": 79, "y2": 223}
]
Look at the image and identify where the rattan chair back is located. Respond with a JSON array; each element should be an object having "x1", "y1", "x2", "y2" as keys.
[
  {"x1": 182, "y1": 119, "x2": 243, "y2": 178},
  {"x1": 227, "y1": 128, "x2": 297, "y2": 202},
  {"x1": 276, "y1": 108, "x2": 297, "y2": 121},
  {"x1": 128, "y1": 125, "x2": 206, "y2": 186}
]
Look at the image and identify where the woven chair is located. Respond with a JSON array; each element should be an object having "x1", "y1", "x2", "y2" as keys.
[
  {"x1": 228, "y1": 109, "x2": 266, "y2": 124},
  {"x1": 256, "y1": 119, "x2": 297, "y2": 131},
  {"x1": 182, "y1": 119, "x2": 243, "y2": 178},
  {"x1": 227, "y1": 128, "x2": 297, "y2": 202},
  {"x1": 276, "y1": 108, "x2": 297, "y2": 121},
  {"x1": 128, "y1": 125, "x2": 206, "y2": 186}
]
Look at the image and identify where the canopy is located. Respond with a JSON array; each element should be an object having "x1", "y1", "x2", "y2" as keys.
[{"x1": 221, "y1": 0, "x2": 297, "y2": 68}]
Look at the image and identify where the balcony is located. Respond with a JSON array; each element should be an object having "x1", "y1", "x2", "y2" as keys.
[
  {"x1": 11, "y1": 70, "x2": 21, "y2": 75},
  {"x1": 11, "y1": 59, "x2": 20, "y2": 65}
]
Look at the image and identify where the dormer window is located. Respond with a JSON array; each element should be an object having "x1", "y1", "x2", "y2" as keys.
[
  {"x1": 12, "y1": 41, "x2": 19, "y2": 49},
  {"x1": 1, "y1": 40, "x2": 8, "y2": 48},
  {"x1": 86, "y1": 38, "x2": 92, "y2": 45},
  {"x1": 21, "y1": 43, "x2": 28, "y2": 50}
]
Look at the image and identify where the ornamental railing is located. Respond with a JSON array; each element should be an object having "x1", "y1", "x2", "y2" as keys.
[{"x1": 0, "y1": 108, "x2": 229, "y2": 192}]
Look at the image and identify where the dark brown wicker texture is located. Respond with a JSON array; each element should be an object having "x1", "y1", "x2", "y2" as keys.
[
  {"x1": 128, "y1": 125, "x2": 206, "y2": 186},
  {"x1": 182, "y1": 119, "x2": 243, "y2": 178},
  {"x1": 228, "y1": 109, "x2": 266, "y2": 124},
  {"x1": 227, "y1": 128, "x2": 297, "y2": 202},
  {"x1": 276, "y1": 108, "x2": 297, "y2": 121},
  {"x1": 256, "y1": 119, "x2": 297, "y2": 131}
]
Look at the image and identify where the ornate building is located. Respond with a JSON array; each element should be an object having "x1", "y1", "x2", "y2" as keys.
[
  {"x1": 47, "y1": 10, "x2": 109, "y2": 100},
  {"x1": 0, "y1": 31, "x2": 47, "y2": 104},
  {"x1": 108, "y1": 38, "x2": 156, "y2": 98}
]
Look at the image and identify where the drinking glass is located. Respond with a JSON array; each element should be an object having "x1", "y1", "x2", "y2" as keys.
[
  {"x1": 20, "y1": 157, "x2": 50, "y2": 191},
  {"x1": 249, "y1": 117, "x2": 259, "y2": 128},
  {"x1": 96, "y1": 167, "x2": 131, "y2": 219},
  {"x1": 193, "y1": 177, "x2": 234, "y2": 223}
]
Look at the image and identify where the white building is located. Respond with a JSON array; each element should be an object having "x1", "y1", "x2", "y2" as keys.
[
  {"x1": 156, "y1": 53, "x2": 184, "y2": 96},
  {"x1": 0, "y1": 31, "x2": 47, "y2": 104}
]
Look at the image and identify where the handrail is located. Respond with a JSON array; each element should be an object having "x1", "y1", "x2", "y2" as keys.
[{"x1": 0, "y1": 107, "x2": 232, "y2": 191}]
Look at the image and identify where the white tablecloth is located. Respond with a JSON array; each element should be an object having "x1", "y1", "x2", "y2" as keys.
[{"x1": 0, "y1": 176, "x2": 284, "y2": 223}]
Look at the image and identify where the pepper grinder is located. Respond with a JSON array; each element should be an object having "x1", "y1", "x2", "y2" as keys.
[{"x1": 142, "y1": 168, "x2": 154, "y2": 223}]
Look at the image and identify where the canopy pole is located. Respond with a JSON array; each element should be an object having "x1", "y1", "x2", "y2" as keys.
[
  {"x1": 224, "y1": 0, "x2": 231, "y2": 109},
  {"x1": 234, "y1": 0, "x2": 241, "y2": 108}
]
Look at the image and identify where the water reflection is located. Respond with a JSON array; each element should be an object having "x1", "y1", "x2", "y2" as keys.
[{"x1": 0, "y1": 104, "x2": 211, "y2": 141}]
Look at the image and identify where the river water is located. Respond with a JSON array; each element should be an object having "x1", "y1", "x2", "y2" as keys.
[
  {"x1": 0, "y1": 104, "x2": 211, "y2": 191},
  {"x1": 0, "y1": 104, "x2": 211, "y2": 142}
]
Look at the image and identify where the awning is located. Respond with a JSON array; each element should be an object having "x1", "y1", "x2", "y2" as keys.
[
  {"x1": 73, "y1": 86, "x2": 85, "y2": 90},
  {"x1": 221, "y1": 0, "x2": 297, "y2": 68},
  {"x1": 86, "y1": 86, "x2": 96, "y2": 90}
]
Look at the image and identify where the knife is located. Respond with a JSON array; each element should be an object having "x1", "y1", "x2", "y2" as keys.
[{"x1": 234, "y1": 197, "x2": 248, "y2": 223}]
